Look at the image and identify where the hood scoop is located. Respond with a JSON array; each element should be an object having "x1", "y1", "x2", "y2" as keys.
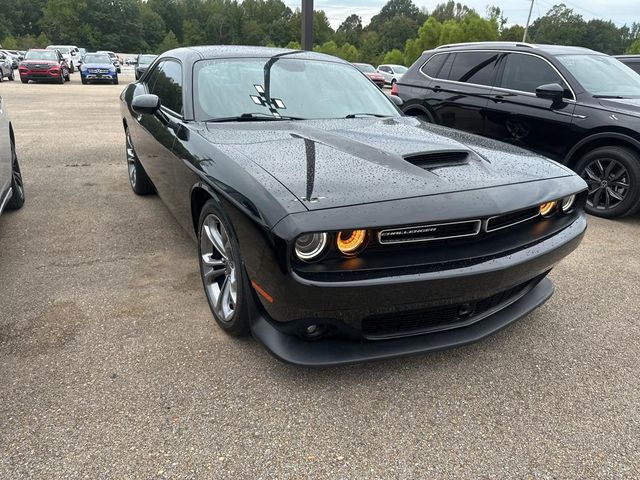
[{"x1": 403, "y1": 150, "x2": 470, "y2": 169}]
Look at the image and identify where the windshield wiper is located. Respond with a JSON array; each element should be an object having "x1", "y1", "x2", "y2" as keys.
[
  {"x1": 593, "y1": 95, "x2": 626, "y2": 99},
  {"x1": 204, "y1": 112, "x2": 306, "y2": 123},
  {"x1": 345, "y1": 113, "x2": 390, "y2": 118}
]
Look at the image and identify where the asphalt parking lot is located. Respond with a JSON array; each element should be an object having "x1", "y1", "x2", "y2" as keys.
[{"x1": 0, "y1": 70, "x2": 639, "y2": 479}]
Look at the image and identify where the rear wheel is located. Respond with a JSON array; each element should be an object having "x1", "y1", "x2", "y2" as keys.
[
  {"x1": 113, "y1": 75, "x2": 119, "y2": 85},
  {"x1": 57, "y1": 71, "x2": 64, "y2": 84},
  {"x1": 198, "y1": 200, "x2": 251, "y2": 337},
  {"x1": 125, "y1": 128, "x2": 154, "y2": 195},
  {"x1": 8, "y1": 69, "x2": 14, "y2": 81},
  {"x1": 6, "y1": 137, "x2": 25, "y2": 210},
  {"x1": 575, "y1": 146, "x2": 640, "y2": 218},
  {"x1": 64, "y1": 70, "x2": 70, "y2": 82}
]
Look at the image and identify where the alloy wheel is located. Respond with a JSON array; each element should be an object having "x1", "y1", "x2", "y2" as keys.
[
  {"x1": 199, "y1": 214, "x2": 237, "y2": 323},
  {"x1": 125, "y1": 131, "x2": 137, "y2": 188},
  {"x1": 581, "y1": 158, "x2": 629, "y2": 211},
  {"x1": 11, "y1": 141, "x2": 24, "y2": 200}
]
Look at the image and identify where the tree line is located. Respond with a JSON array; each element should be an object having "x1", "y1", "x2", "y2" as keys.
[{"x1": 0, "y1": 0, "x2": 639, "y2": 66}]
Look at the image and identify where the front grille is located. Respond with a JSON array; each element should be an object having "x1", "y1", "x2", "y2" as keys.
[
  {"x1": 89, "y1": 68, "x2": 110, "y2": 74},
  {"x1": 378, "y1": 220, "x2": 481, "y2": 244},
  {"x1": 361, "y1": 277, "x2": 538, "y2": 338},
  {"x1": 487, "y1": 207, "x2": 540, "y2": 232}
]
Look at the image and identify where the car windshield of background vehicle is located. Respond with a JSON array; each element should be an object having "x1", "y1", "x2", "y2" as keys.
[
  {"x1": 393, "y1": 65, "x2": 408, "y2": 73},
  {"x1": 355, "y1": 63, "x2": 375, "y2": 73},
  {"x1": 49, "y1": 47, "x2": 70, "y2": 54},
  {"x1": 557, "y1": 54, "x2": 640, "y2": 98},
  {"x1": 138, "y1": 55, "x2": 157, "y2": 65},
  {"x1": 195, "y1": 58, "x2": 399, "y2": 121},
  {"x1": 25, "y1": 51, "x2": 58, "y2": 61},
  {"x1": 83, "y1": 54, "x2": 111, "y2": 64}
]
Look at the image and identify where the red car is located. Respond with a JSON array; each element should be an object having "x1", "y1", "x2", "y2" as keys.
[
  {"x1": 353, "y1": 62, "x2": 386, "y2": 88},
  {"x1": 19, "y1": 49, "x2": 70, "y2": 84}
]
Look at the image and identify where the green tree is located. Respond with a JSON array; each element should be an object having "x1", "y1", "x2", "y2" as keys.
[
  {"x1": 628, "y1": 39, "x2": 640, "y2": 54},
  {"x1": 500, "y1": 25, "x2": 525, "y2": 41},
  {"x1": 314, "y1": 40, "x2": 338, "y2": 57},
  {"x1": 157, "y1": 30, "x2": 180, "y2": 54},
  {"x1": 382, "y1": 48, "x2": 405, "y2": 65},
  {"x1": 370, "y1": 0, "x2": 422, "y2": 30},
  {"x1": 335, "y1": 14, "x2": 362, "y2": 47},
  {"x1": 529, "y1": 4, "x2": 586, "y2": 46},
  {"x1": 582, "y1": 19, "x2": 624, "y2": 54},
  {"x1": 40, "y1": 0, "x2": 86, "y2": 43},
  {"x1": 404, "y1": 16, "x2": 443, "y2": 64},
  {"x1": 141, "y1": 5, "x2": 167, "y2": 51},
  {"x1": 338, "y1": 42, "x2": 359, "y2": 62}
]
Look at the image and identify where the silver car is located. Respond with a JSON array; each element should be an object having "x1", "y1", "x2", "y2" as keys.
[
  {"x1": 0, "y1": 96, "x2": 25, "y2": 216},
  {"x1": 0, "y1": 52, "x2": 15, "y2": 81},
  {"x1": 376, "y1": 64, "x2": 408, "y2": 85}
]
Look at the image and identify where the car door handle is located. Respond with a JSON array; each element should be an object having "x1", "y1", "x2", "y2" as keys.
[
  {"x1": 432, "y1": 85, "x2": 442, "y2": 92},
  {"x1": 491, "y1": 95, "x2": 505, "y2": 103}
]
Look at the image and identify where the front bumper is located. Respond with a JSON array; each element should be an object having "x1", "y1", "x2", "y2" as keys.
[{"x1": 248, "y1": 215, "x2": 586, "y2": 366}]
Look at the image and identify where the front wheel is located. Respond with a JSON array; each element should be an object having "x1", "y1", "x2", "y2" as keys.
[
  {"x1": 198, "y1": 200, "x2": 251, "y2": 337},
  {"x1": 7, "y1": 138, "x2": 25, "y2": 210},
  {"x1": 575, "y1": 146, "x2": 640, "y2": 218},
  {"x1": 69, "y1": 62, "x2": 74, "y2": 73},
  {"x1": 8, "y1": 69, "x2": 14, "y2": 81},
  {"x1": 113, "y1": 76, "x2": 119, "y2": 85},
  {"x1": 125, "y1": 128, "x2": 154, "y2": 195},
  {"x1": 20, "y1": 76, "x2": 27, "y2": 84},
  {"x1": 81, "y1": 77, "x2": 87, "y2": 85}
]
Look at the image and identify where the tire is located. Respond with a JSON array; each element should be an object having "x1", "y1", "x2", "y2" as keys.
[
  {"x1": 81, "y1": 77, "x2": 87, "y2": 85},
  {"x1": 8, "y1": 69, "x2": 14, "y2": 81},
  {"x1": 197, "y1": 199, "x2": 251, "y2": 337},
  {"x1": 57, "y1": 71, "x2": 64, "y2": 84},
  {"x1": 125, "y1": 127, "x2": 154, "y2": 195},
  {"x1": 69, "y1": 62, "x2": 74, "y2": 73},
  {"x1": 113, "y1": 76, "x2": 119, "y2": 85},
  {"x1": 20, "y1": 76, "x2": 27, "y2": 84},
  {"x1": 6, "y1": 137, "x2": 25, "y2": 210},
  {"x1": 0, "y1": 72, "x2": 3, "y2": 83},
  {"x1": 64, "y1": 70, "x2": 70, "y2": 82},
  {"x1": 574, "y1": 146, "x2": 640, "y2": 218}
]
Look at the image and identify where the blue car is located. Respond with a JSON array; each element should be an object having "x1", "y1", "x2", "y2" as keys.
[{"x1": 80, "y1": 52, "x2": 118, "y2": 85}]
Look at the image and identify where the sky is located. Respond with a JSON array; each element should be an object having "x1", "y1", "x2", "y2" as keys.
[{"x1": 283, "y1": 1, "x2": 638, "y2": 29}]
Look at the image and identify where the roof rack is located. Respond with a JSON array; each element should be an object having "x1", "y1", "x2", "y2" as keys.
[{"x1": 432, "y1": 41, "x2": 537, "y2": 51}]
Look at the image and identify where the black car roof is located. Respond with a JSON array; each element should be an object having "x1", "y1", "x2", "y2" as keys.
[
  {"x1": 428, "y1": 42, "x2": 599, "y2": 56},
  {"x1": 162, "y1": 45, "x2": 347, "y2": 64}
]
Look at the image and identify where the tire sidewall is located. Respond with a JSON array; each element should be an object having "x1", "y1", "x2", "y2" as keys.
[
  {"x1": 575, "y1": 147, "x2": 640, "y2": 218},
  {"x1": 197, "y1": 199, "x2": 250, "y2": 336}
]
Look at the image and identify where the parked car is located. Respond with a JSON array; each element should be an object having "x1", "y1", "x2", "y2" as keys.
[
  {"x1": 120, "y1": 46, "x2": 587, "y2": 366},
  {"x1": 0, "y1": 50, "x2": 19, "y2": 69},
  {"x1": 80, "y1": 52, "x2": 118, "y2": 84},
  {"x1": 0, "y1": 52, "x2": 15, "y2": 81},
  {"x1": 377, "y1": 64, "x2": 407, "y2": 85},
  {"x1": 353, "y1": 62, "x2": 386, "y2": 88},
  {"x1": 0, "y1": 96, "x2": 25, "y2": 217},
  {"x1": 397, "y1": 42, "x2": 640, "y2": 218},
  {"x1": 7, "y1": 50, "x2": 24, "y2": 62},
  {"x1": 46, "y1": 45, "x2": 81, "y2": 73},
  {"x1": 98, "y1": 51, "x2": 121, "y2": 73},
  {"x1": 19, "y1": 49, "x2": 70, "y2": 84},
  {"x1": 135, "y1": 54, "x2": 157, "y2": 80},
  {"x1": 615, "y1": 55, "x2": 640, "y2": 75}
]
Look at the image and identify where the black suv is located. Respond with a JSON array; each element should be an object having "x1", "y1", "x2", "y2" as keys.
[
  {"x1": 397, "y1": 42, "x2": 640, "y2": 218},
  {"x1": 616, "y1": 55, "x2": 640, "y2": 75}
]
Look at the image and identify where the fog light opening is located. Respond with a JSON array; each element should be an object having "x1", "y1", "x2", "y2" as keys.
[
  {"x1": 303, "y1": 324, "x2": 328, "y2": 340},
  {"x1": 539, "y1": 200, "x2": 558, "y2": 218},
  {"x1": 336, "y1": 229, "x2": 368, "y2": 256}
]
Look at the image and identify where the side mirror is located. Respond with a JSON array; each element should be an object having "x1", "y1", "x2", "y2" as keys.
[
  {"x1": 536, "y1": 83, "x2": 565, "y2": 101},
  {"x1": 389, "y1": 94, "x2": 403, "y2": 107},
  {"x1": 132, "y1": 94, "x2": 161, "y2": 115}
]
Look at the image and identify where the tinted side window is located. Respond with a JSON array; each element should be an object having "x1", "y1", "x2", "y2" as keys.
[
  {"x1": 421, "y1": 53, "x2": 448, "y2": 78},
  {"x1": 379, "y1": 66, "x2": 391, "y2": 73},
  {"x1": 144, "y1": 63, "x2": 161, "y2": 92},
  {"x1": 628, "y1": 62, "x2": 640, "y2": 74},
  {"x1": 151, "y1": 60, "x2": 183, "y2": 115},
  {"x1": 500, "y1": 53, "x2": 568, "y2": 95},
  {"x1": 446, "y1": 52, "x2": 499, "y2": 86}
]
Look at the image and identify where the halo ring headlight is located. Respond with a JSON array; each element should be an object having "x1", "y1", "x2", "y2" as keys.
[
  {"x1": 561, "y1": 194, "x2": 576, "y2": 213},
  {"x1": 539, "y1": 201, "x2": 558, "y2": 218},
  {"x1": 336, "y1": 230, "x2": 368, "y2": 255},
  {"x1": 294, "y1": 233, "x2": 328, "y2": 262}
]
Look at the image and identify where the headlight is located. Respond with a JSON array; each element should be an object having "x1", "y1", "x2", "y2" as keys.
[
  {"x1": 539, "y1": 201, "x2": 557, "y2": 218},
  {"x1": 294, "y1": 233, "x2": 328, "y2": 262},
  {"x1": 561, "y1": 194, "x2": 576, "y2": 213},
  {"x1": 336, "y1": 230, "x2": 368, "y2": 255}
]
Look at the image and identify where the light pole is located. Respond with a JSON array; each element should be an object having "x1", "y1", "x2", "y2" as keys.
[
  {"x1": 302, "y1": 0, "x2": 313, "y2": 50},
  {"x1": 523, "y1": 0, "x2": 535, "y2": 42}
]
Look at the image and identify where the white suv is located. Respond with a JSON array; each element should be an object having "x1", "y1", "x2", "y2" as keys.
[{"x1": 46, "y1": 45, "x2": 82, "y2": 73}]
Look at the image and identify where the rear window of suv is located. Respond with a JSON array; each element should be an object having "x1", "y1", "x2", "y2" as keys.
[{"x1": 422, "y1": 51, "x2": 499, "y2": 86}]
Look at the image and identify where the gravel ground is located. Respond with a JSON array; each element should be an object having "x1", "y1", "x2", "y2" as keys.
[{"x1": 0, "y1": 70, "x2": 639, "y2": 479}]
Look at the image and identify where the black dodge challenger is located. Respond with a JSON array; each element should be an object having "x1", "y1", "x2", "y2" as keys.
[{"x1": 120, "y1": 46, "x2": 587, "y2": 366}]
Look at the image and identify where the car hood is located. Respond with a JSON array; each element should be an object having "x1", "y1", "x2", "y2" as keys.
[
  {"x1": 201, "y1": 117, "x2": 574, "y2": 210},
  {"x1": 597, "y1": 97, "x2": 640, "y2": 118},
  {"x1": 83, "y1": 63, "x2": 114, "y2": 69},
  {"x1": 20, "y1": 60, "x2": 57, "y2": 67}
]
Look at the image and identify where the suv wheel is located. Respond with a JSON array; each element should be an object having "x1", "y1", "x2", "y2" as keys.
[
  {"x1": 8, "y1": 69, "x2": 14, "y2": 81},
  {"x1": 7, "y1": 137, "x2": 25, "y2": 210},
  {"x1": 575, "y1": 146, "x2": 640, "y2": 218},
  {"x1": 125, "y1": 128, "x2": 154, "y2": 195}
]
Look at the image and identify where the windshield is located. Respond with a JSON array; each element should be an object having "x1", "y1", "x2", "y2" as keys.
[
  {"x1": 391, "y1": 65, "x2": 407, "y2": 73},
  {"x1": 25, "y1": 50, "x2": 58, "y2": 61},
  {"x1": 557, "y1": 54, "x2": 640, "y2": 98},
  {"x1": 84, "y1": 54, "x2": 111, "y2": 64},
  {"x1": 195, "y1": 58, "x2": 399, "y2": 121},
  {"x1": 138, "y1": 55, "x2": 156, "y2": 65},
  {"x1": 355, "y1": 63, "x2": 375, "y2": 73},
  {"x1": 48, "y1": 46, "x2": 70, "y2": 54}
]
